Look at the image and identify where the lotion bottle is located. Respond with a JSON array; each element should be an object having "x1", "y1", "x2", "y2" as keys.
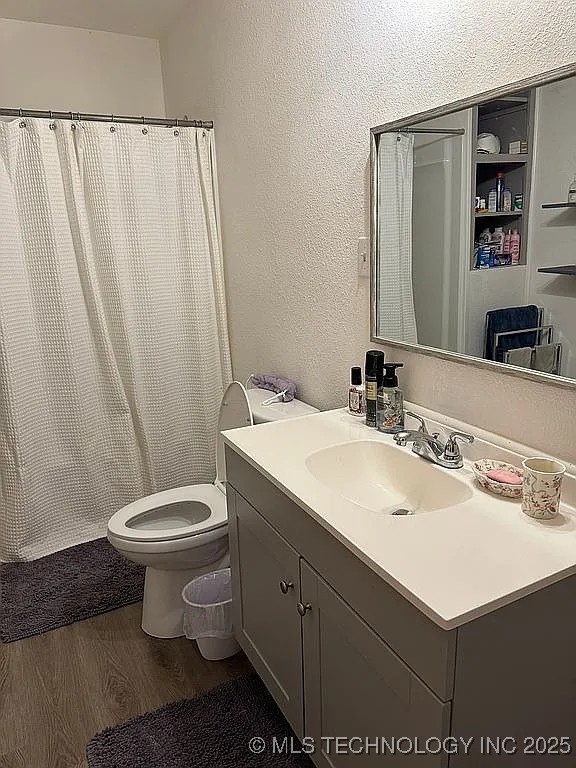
[
  {"x1": 348, "y1": 366, "x2": 365, "y2": 417},
  {"x1": 376, "y1": 363, "x2": 404, "y2": 434}
]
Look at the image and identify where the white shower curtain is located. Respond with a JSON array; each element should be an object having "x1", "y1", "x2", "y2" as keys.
[
  {"x1": 0, "y1": 118, "x2": 231, "y2": 561},
  {"x1": 377, "y1": 132, "x2": 418, "y2": 345}
]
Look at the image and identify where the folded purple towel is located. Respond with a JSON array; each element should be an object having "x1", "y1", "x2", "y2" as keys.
[{"x1": 250, "y1": 374, "x2": 297, "y2": 402}]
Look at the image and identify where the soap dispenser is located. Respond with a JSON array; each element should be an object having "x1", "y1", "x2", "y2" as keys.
[{"x1": 376, "y1": 363, "x2": 404, "y2": 434}]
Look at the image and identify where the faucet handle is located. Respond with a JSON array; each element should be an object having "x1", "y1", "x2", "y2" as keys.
[
  {"x1": 444, "y1": 431, "x2": 474, "y2": 461},
  {"x1": 404, "y1": 411, "x2": 429, "y2": 434}
]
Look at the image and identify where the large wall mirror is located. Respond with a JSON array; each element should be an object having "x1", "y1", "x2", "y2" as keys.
[{"x1": 371, "y1": 63, "x2": 576, "y2": 387}]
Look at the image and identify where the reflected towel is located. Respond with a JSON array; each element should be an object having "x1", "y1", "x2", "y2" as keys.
[
  {"x1": 484, "y1": 305, "x2": 540, "y2": 362},
  {"x1": 532, "y1": 344, "x2": 558, "y2": 374},
  {"x1": 506, "y1": 347, "x2": 533, "y2": 369}
]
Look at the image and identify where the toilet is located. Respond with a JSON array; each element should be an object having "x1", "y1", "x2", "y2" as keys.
[{"x1": 107, "y1": 382, "x2": 318, "y2": 638}]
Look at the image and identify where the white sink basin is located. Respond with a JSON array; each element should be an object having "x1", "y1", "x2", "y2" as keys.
[{"x1": 305, "y1": 439, "x2": 473, "y2": 514}]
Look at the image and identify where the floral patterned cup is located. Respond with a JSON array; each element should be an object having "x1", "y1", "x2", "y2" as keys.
[{"x1": 521, "y1": 457, "x2": 566, "y2": 520}]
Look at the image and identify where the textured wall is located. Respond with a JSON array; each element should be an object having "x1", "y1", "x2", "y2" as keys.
[
  {"x1": 0, "y1": 18, "x2": 165, "y2": 115},
  {"x1": 161, "y1": 0, "x2": 576, "y2": 462}
]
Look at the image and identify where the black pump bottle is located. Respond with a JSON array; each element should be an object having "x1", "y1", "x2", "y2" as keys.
[{"x1": 364, "y1": 350, "x2": 384, "y2": 427}]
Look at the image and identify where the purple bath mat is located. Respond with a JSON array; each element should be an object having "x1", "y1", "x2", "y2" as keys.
[
  {"x1": 86, "y1": 675, "x2": 313, "y2": 768},
  {"x1": 0, "y1": 537, "x2": 144, "y2": 643}
]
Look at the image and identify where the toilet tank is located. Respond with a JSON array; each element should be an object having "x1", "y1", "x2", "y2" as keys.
[{"x1": 246, "y1": 387, "x2": 319, "y2": 424}]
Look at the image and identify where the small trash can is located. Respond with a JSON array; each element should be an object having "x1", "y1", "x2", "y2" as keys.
[{"x1": 182, "y1": 568, "x2": 240, "y2": 661}]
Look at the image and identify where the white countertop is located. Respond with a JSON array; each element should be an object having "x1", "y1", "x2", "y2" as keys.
[{"x1": 223, "y1": 407, "x2": 576, "y2": 630}]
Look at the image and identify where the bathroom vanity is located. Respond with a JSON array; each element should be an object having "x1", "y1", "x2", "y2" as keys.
[{"x1": 223, "y1": 409, "x2": 576, "y2": 767}]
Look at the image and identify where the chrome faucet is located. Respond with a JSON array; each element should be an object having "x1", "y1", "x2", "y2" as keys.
[
  {"x1": 394, "y1": 413, "x2": 474, "y2": 469},
  {"x1": 403, "y1": 411, "x2": 430, "y2": 435}
]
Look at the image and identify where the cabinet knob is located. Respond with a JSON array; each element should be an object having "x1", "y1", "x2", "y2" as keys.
[
  {"x1": 279, "y1": 580, "x2": 294, "y2": 594},
  {"x1": 297, "y1": 601, "x2": 312, "y2": 616}
]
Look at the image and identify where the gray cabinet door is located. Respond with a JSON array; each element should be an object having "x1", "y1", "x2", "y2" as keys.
[
  {"x1": 301, "y1": 561, "x2": 451, "y2": 768},
  {"x1": 228, "y1": 488, "x2": 303, "y2": 736}
]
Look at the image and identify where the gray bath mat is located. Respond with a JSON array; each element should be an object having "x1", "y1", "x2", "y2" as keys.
[
  {"x1": 86, "y1": 675, "x2": 313, "y2": 768},
  {"x1": 0, "y1": 537, "x2": 144, "y2": 643}
]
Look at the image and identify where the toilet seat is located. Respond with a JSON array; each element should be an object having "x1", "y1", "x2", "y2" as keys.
[
  {"x1": 107, "y1": 382, "x2": 253, "y2": 552},
  {"x1": 107, "y1": 484, "x2": 226, "y2": 543}
]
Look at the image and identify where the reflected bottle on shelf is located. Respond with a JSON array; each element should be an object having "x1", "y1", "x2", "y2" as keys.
[
  {"x1": 496, "y1": 172, "x2": 506, "y2": 211},
  {"x1": 488, "y1": 189, "x2": 497, "y2": 213},
  {"x1": 492, "y1": 227, "x2": 504, "y2": 255},
  {"x1": 510, "y1": 230, "x2": 521, "y2": 264}
]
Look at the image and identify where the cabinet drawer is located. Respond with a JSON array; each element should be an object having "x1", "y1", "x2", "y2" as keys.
[{"x1": 226, "y1": 446, "x2": 456, "y2": 701}]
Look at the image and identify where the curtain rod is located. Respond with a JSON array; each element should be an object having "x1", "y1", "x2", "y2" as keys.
[{"x1": 0, "y1": 108, "x2": 213, "y2": 130}]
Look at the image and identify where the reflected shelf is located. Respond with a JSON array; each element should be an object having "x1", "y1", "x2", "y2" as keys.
[
  {"x1": 471, "y1": 264, "x2": 526, "y2": 272},
  {"x1": 538, "y1": 265, "x2": 576, "y2": 275},
  {"x1": 475, "y1": 154, "x2": 528, "y2": 165},
  {"x1": 477, "y1": 95, "x2": 529, "y2": 117},
  {"x1": 475, "y1": 211, "x2": 523, "y2": 218}
]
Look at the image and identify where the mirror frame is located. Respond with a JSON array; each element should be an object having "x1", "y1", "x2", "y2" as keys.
[{"x1": 370, "y1": 61, "x2": 576, "y2": 390}]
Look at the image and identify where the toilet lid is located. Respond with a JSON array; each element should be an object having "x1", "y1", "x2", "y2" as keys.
[{"x1": 216, "y1": 381, "x2": 253, "y2": 486}]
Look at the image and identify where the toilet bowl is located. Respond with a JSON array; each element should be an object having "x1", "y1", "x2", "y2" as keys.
[{"x1": 107, "y1": 381, "x2": 318, "y2": 638}]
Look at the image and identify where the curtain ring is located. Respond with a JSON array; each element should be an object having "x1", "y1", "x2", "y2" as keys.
[
  {"x1": 110, "y1": 114, "x2": 116, "y2": 133},
  {"x1": 18, "y1": 108, "x2": 26, "y2": 128},
  {"x1": 141, "y1": 116, "x2": 148, "y2": 135}
]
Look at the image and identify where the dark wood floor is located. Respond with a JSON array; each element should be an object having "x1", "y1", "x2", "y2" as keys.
[{"x1": 0, "y1": 602, "x2": 252, "y2": 768}]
